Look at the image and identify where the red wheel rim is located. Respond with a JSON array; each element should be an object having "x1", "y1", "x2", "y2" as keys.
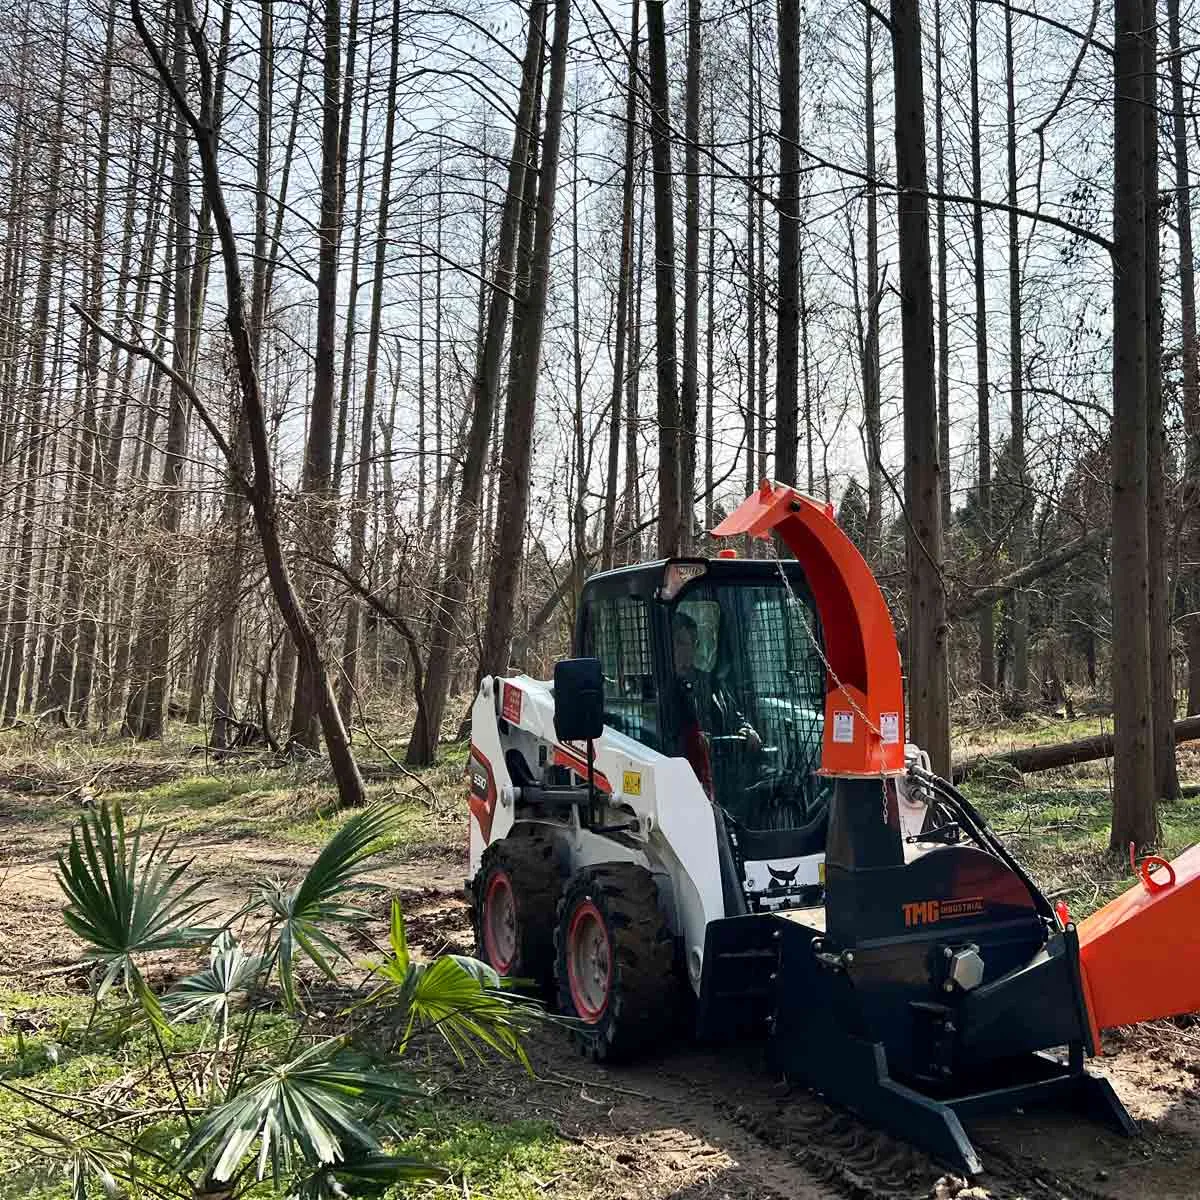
[
  {"x1": 566, "y1": 899, "x2": 611, "y2": 1022},
  {"x1": 483, "y1": 871, "x2": 517, "y2": 972}
]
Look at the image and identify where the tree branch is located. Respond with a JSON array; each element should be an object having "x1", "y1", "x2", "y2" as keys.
[
  {"x1": 947, "y1": 528, "x2": 1108, "y2": 621},
  {"x1": 71, "y1": 303, "x2": 249, "y2": 494}
]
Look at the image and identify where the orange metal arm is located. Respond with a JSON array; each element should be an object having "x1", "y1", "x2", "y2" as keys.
[{"x1": 712, "y1": 480, "x2": 906, "y2": 777}]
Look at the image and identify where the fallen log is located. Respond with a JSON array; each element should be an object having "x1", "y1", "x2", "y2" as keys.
[{"x1": 952, "y1": 714, "x2": 1200, "y2": 783}]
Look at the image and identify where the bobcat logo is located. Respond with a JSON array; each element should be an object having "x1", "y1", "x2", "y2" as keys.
[{"x1": 767, "y1": 863, "x2": 800, "y2": 889}]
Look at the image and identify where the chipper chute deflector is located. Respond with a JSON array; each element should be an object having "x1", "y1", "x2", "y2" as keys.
[{"x1": 464, "y1": 479, "x2": 1200, "y2": 1175}]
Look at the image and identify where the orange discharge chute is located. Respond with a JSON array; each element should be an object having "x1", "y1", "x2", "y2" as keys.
[
  {"x1": 1078, "y1": 843, "x2": 1200, "y2": 1050},
  {"x1": 711, "y1": 480, "x2": 907, "y2": 778}
]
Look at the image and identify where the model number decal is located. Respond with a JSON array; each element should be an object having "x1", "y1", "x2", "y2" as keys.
[{"x1": 902, "y1": 896, "x2": 984, "y2": 927}]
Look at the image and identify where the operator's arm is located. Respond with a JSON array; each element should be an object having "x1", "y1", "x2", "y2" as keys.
[{"x1": 715, "y1": 680, "x2": 762, "y2": 752}]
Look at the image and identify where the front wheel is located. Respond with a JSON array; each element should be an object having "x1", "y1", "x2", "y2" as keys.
[
  {"x1": 473, "y1": 835, "x2": 560, "y2": 995},
  {"x1": 554, "y1": 864, "x2": 676, "y2": 1061}
]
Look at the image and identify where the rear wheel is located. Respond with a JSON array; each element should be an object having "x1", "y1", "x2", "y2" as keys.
[
  {"x1": 555, "y1": 864, "x2": 675, "y2": 1061},
  {"x1": 473, "y1": 835, "x2": 560, "y2": 994}
]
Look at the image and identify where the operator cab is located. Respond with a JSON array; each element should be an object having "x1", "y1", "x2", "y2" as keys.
[{"x1": 575, "y1": 556, "x2": 832, "y2": 906}]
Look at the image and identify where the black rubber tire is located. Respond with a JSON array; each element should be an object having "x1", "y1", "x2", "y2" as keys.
[
  {"x1": 554, "y1": 863, "x2": 676, "y2": 1062},
  {"x1": 472, "y1": 834, "x2": 560, "y2": 996}
]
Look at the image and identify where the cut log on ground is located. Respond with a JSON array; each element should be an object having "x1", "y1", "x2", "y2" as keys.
[{"x1": 952, "y1": 714, "x2": 1200, "y2": 782}]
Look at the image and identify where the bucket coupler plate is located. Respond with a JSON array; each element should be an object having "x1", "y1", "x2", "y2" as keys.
[{"x1": 765, "y1": 914, "x2": 1138, "y2": 1174}]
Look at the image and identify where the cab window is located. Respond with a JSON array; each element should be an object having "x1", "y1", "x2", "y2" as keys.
[{"x1": 580, "y1": 594, "x2": 660, "y2": 749}]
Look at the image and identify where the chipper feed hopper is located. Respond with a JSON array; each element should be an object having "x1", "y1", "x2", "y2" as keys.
[{"x1": 465, "y1": 480, "x2": 1200, "y2": 1174}]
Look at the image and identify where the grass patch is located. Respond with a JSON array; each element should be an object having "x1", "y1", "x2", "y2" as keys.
[
  {"x1": 387, "y1": 1103, "x2": 581, "y2": 1199},
  {"x1": 965, "y1": 780, "x2": 1200, "y2": 918}
]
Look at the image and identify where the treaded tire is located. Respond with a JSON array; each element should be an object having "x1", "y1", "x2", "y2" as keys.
[
  {"x1": 555, "y1": 863, "x2": 676, "y2": 1062},
  {"x1": 473, "y1": 834, "x2": 560, "y2": 996}
]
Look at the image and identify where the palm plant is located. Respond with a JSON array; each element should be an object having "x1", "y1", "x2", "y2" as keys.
[
  {"x1": 252, "y1": 802, "x2": 401, "y2": 1011},
  {"x1": 55, "y1": 800, "x2": 212, "y2": 1001},
  {"x1": 16, "y1": 798, "x2": 538, "y2": 1198}
]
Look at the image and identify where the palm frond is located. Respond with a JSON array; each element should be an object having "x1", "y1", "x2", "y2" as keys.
[
  {"x1": 177, "y1": 1039, "x2": 422, "y2": 1185},
  {"x1": 290, "y1": 1155, "x2": 444, "y2": 1199},
  {"x1": 363, "y1": 899, "x2": 535, "y2": 1067},
  {"x1": 162, "y1": 931, "x2": 266, "y2": 1026},
  {"x1": 254, "y1": 803, "x2": 402, "y2": 1010},
  {"x1": 55, "y1": 800, "x2": 212, "y2": 1000},
  {"x1": 23, "y1": 1123, "x2": 128, "y2": 1200}
]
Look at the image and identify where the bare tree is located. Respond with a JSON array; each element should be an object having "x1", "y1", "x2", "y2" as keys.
[
  {"x1": 1109, "y1": 0, "x2": 1156, "y2": 848},
  {"x1": 775, "y1": 0, "x2": 801, "y2": 490},
  {"x1": 478, "y1": 0, "x2": 571, "y2": 679},
  {"x1": 406, "y1": 0, "x2": 549, "y2": 766},
  {"x1": 891, "y1": 0, "x2": 949, "y2": 775},
  {"x1": 646, "y1": 0, "x2": 681, "y2": 557}
]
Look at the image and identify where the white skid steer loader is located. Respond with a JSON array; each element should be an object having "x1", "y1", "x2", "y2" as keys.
[{"x1": 463, "y1": 481, "x2": 1177, "y2": 1175}]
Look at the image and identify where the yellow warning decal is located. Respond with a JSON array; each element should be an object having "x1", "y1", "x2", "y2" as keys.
[
  {"x1": 623, "y1": 770, "x2": 642, "y2": 796},
  {"x1": 818, "y1": 861, "x2": 826, "y2": 884}
]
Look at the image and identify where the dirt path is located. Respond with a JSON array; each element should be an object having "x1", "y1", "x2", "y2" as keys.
[{"x1": 5, "y1": 784, "x2": 1200, "y2": 1199}]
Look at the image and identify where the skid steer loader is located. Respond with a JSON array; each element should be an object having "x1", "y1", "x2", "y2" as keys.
[{"x1": 465, "y1": 481, "x2": 1200, "y2": 1174}]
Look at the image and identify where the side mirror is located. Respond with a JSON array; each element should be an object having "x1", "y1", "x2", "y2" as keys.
[{"x1": 553, "y1": 657, "x2": 604, "y2": 742}]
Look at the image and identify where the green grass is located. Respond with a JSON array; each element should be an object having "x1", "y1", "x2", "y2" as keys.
[
  {"x1": 386, "y1": 1105, "x2": 579, "y2": 1199},
  {"x1": 965, "y1": 780, "x2": 1200, "y2": 918}
]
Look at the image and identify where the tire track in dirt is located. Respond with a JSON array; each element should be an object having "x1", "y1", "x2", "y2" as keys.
[{"x1": 582, "y1": 1046, "x2": 1134, "y2": 1200}]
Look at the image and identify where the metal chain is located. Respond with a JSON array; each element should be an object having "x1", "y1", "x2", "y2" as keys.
[{"x1": 769, "y1": 546, "x2": 885, "y2": 741}]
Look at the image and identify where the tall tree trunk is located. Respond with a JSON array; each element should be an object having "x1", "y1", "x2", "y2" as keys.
[
  {"x1": 478, "y1": 0, "x2": 570, "y2": 679},
  {"x1": 969, "y1": 0, "x2": 994, "y2": 691},
  {"x1": 934, "y1": 0, "x2": 951, "y2": 533},
  {"x1": 571, "y1": 112, "x2": 587, "y2": 573},
  {"x1": 646, "y1": 0, "x2": 681, "y2": 557},
  {"x1": 602, "y1": 0, "x2": 639, "y2": 569},
  {"x1": 623, "y1": 153, "x2": 646, "y2": 562},
  {"x1": 291, "y1": 0, "x2": 345, "y2": 750},
  {"x1": 338, "y1": 0, "x2": 399, "y2": 724},
  {"x1": 891, "y1": 0, "x2": 950, "y2": 775},
  {"x1": 417, "y1": 216, "x2": 426, "y2": 534},
  {"x1": 756, "y1": 64, "x2": 768, "y2": 489},
  {"x1": 744, "y1": 8, "x2": 753, "y2": 520},
  {"x1": 863, "y1": 10, "x2": 882, "y2": 558},
  {"x1": 211, "y1": 0, "x2": 273, "y2": 749},
  {"x1": 333, "y1": 13, "x2": 376, "y2": 497},
  {"x1": 45, "y1": 0, "x2": 117, "y2": 721},
  {"x1": 1004, "y1": 0, "x2": 1029, "y2": 702},
  {"x1": 705, "y1": 99, "x2": 716, "y2": 528},
  {"x1": 1169, "y1": 0, "x2": 1200, "y2": 713},
  {"x1": 1109, "y1": 0, "x2": 1156, "y2": 849},
  {"x1": 434, "y1": 151, "x2": 446, "y2": 561},
  {"x1": 680, "y1": 0, "x2": 701, "y2": 548},
  {"x1": 333, "y1": 0, "x2": 366, "y2": 495},
  {"x1": 1, "y1": 21, "x2": 69, "y2": 722},
  {"x1": 776, "y1": 0, "x2": 801, "y2": 490},
  {"x1": 1145, "y1": 0, "x2": 1179, "y2": 802},
  {"x1": 126, "y1": 0, "x2": 193, "y2": 739},
  {"x1": 405, "y1": 0, "x2": 549, "y2": 764},
  {"x1": 745, "y1": 10, "x2": 756, "y2": 519},
  {"x1": 126, "y1": 0, "x2": 368, "y2": 805}
]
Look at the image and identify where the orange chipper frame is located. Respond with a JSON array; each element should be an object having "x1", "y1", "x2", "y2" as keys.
[{"x1": 712, "y1": 479, "x2": 905, "y2": 778}]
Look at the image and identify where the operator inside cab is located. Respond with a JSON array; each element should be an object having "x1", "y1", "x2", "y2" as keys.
[{"x1": 671, "y1": 609, "x2": 762, "y2": 779}]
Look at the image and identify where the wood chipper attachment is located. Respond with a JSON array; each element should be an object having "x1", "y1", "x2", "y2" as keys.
[{"x1": 703, "y1": 482, "x2": 1167, "y2": 1174}]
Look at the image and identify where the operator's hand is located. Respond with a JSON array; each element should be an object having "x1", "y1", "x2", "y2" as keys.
[{"x1": 741, "y1": 725, "x2": 763, "y2": 753}]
